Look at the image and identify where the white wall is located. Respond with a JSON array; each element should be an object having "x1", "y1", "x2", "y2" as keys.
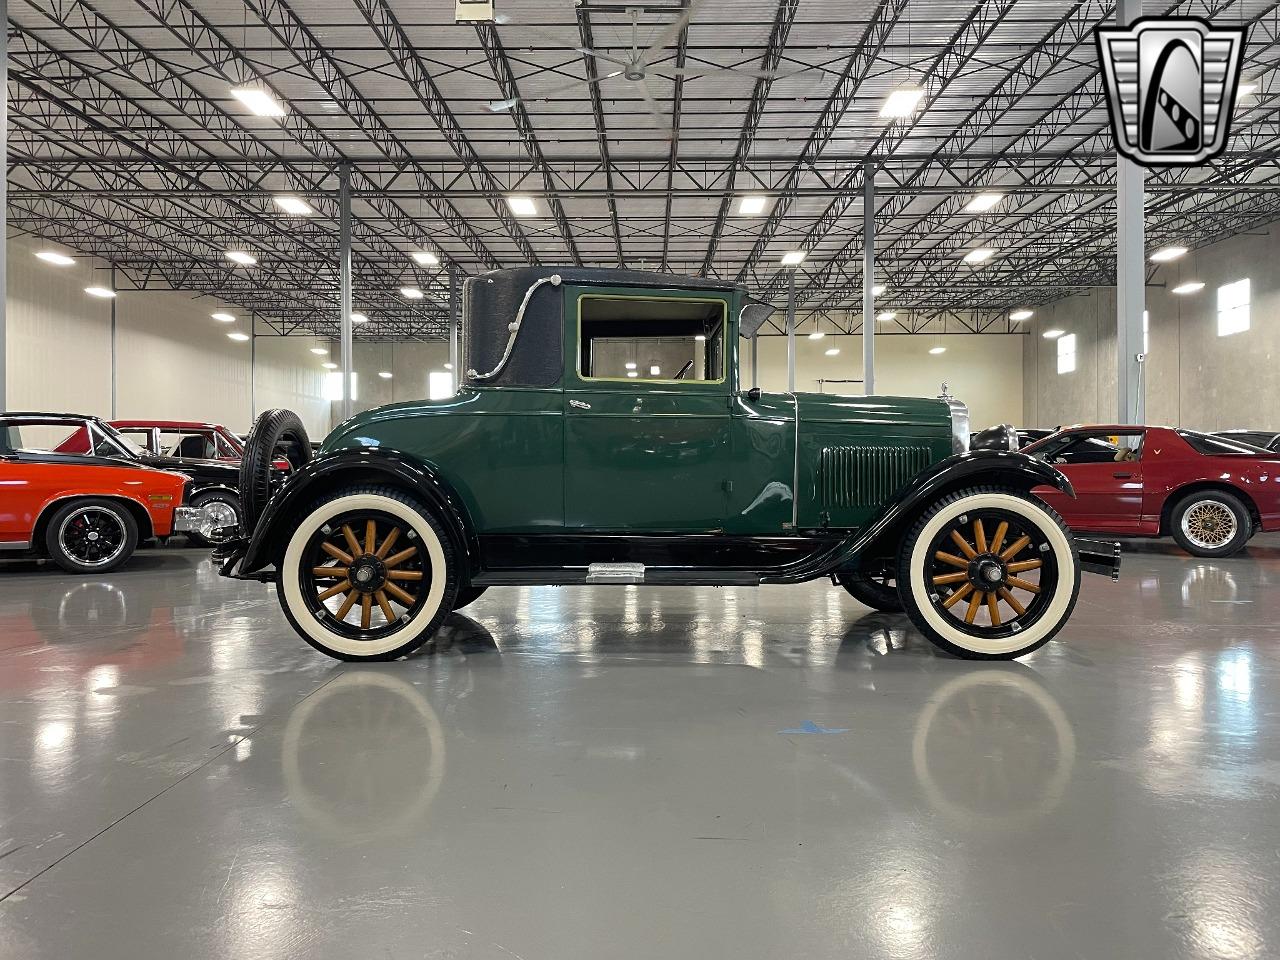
[
  {"x1": 1024, "y1": 220, "x2": 1280, "y2": 432},
  {"x1": 5, "y1": 233, "x2": 329, "y2": 437},
  {"x1": 752, "y1": 332, "x2": 1025, "y2": 429}
]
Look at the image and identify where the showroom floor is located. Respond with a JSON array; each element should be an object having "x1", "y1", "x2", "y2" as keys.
[{"x1": 1, "y1": 540, "x2": 1277, "y2": 959}]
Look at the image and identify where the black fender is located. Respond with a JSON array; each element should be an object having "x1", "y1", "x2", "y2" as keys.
[
  {"x1": 227, "y1": 447, "x2": 478, "y2": 580},
  {"x1": 761, "y1": 450, "x2": 1073, "y2": 584}
]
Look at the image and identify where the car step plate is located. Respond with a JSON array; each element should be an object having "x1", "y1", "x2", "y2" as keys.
[{"x1": 586, "y1": 562, "x2": 646, "y2": 584}]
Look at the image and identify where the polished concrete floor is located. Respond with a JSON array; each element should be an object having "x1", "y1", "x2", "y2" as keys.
[{"x1": 1, "y1": 538, "x2": 1279, "y2": 959}]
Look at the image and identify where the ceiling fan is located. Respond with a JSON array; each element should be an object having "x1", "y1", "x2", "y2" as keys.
[{"x1": 487, "y1": 0, "x2": 796, "y2": 138}]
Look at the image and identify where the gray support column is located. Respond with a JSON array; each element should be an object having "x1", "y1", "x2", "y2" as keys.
[
  {"x1": 1116, "y1": 0, "x2": 1145, "y2": 424},
  {"x1": 110, "y1": 266, "x2": 117, "y2": 417},
  {"x1": 862, "y1": 160, "x2": 876, "y2": 396},
  {"x1": 1, "y1": 0, "x2": 7, "y2": 413},
  {"x1": 249, "y1": 314, "x2": 257, "y2": 424},
  {"x1": 786, "y1": 269, "x2": 796, "y2": 392},
  {"x1": 338, "y1": 163, "x2": 354, "y2": 421},
  {"x1": 448, "y1": 268, "x2": 460, "y2": 379},
  {"x1": 751, "y1": 334, "x2": 759, "y2": 389}
]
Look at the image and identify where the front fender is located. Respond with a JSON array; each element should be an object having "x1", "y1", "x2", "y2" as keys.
[{"x1": 229, "y1": 447, "x2": 477, "y2": 579}]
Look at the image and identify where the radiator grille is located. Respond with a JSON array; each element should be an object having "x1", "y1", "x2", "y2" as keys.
[{"x1": 818, "y1": 445, "x2": 931, "y2": 508}]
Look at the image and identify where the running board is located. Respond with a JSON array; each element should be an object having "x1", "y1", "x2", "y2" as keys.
[{"x1": 472, "y1": 567, "x2": 762, "y2": 587}]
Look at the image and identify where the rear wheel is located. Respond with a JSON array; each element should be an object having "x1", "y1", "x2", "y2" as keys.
[
  {"x1": 836, "y1": 568, "x2": 902, "y2": 612},
  {"x1": 185, "y1": 490, "x2": 241, "y2": 546},
  {"x1": 1170, "y1": 490, "x2": 1250, "y2": 557},
  {"x1": 453, "y1": 585, "x2": 488, "y2": 610},
  {"x1": 277, "y1": 486, "x2": 458, "y2": 661},
  {"x1": 44, "y1": 499, "x2": 139, "y2": 574},
  {"x1": 897, "y1": 487, "x2": 1080, "y2": 660}
]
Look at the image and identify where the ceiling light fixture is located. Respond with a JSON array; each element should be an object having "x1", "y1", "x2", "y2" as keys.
[
  {"x1": 507, "y1": 195, "x2": 538, "y2": 217},
  {"x1": 400, "y1": 286, "x2": 424, "y2": 299},
  {"x1": 36, "y1": 250, "x2": 75, "y2": 266},
  {"x1": 411, "y1": 251, "x2": 440, "y2": 266},
  {"x1": 273, "y1": 195, "x2": 313, "y2": 215},
  {"x1": 1149, "y1": 245, "x2": 1187, "y2": 263},
  {"x1": 625, "y1": 362, "x2": 637, "y2": 370},
  {"x1": 230, "y1": 86, "x2": 286, "y2": 117},
  {"x1": 965, "y1": 192, "x2": 1004, "y2": 213},
  {"x1": 1238, "y1": 82, "x2": 1258, "y2": 97},
  {"x1": 378, "y1": 371, "x2": 393, "y2": 379},
  {"x1": 962, "y1": 248, "x2": 995, "y2": 264},
  {"x1": 310, "y1": 347, "x2": 328, "y2": 355},
  {"x1": 627, "y1": 370, "x2": 638, "y2": 378},
  {"x1": 84, "y1": 286, "x2": 116, "y2": 298},
  {"x1": 694, "y1": 334, "x2": 707, "y2": 341},
  {"x1": 1172, "y1": 280, "x2": 1205, "y2": 295},
  {"x1": 737, "y1": 195, "x2": 768, "y2": 216},
  {"x1": 444, "y1": 363, "x2": 453, "y2": 370},
  {"x1": 322, "y1": 361, "x2": 338, "y2": 370},
  {"x1": 929, "y1": 346, "x2": 947, "y2": 355},
  {"x1": 880, "y1": 87, "x2": 924, "y2": 118},
  {"x1": 876, "y1": 310, "x2": 896, "y2": 322},
  {"x1": 808, "y1": 331, "x2": 825, "y2": 340},
  {"x1": 227, "y1": 331, "x2": 251, "y2": 342},
  {"x1": 872, "y1": 284, "x2": 886, "y2": 296},
  {"x1": 1043, "y1": 328, "x2": 1064, "y2": 339},
  {"x1": 824, "y1": 348, "x2": 840, "y2": 357},
  {"x1": 1009, "y1": 309, "x2": 1034, "y2": 321},
  {"x1": 780, "y1": 250, "x2": 806, "y2": 266},
  {"x1": 211, "y1": 312, "x2": 236, "y2": 323},
  {"x1": 350, "y1": 312, "x2": 369, "y2": 324},
  {"x1": 225, "y1": 250, "x2": 257, "y2": 266}
]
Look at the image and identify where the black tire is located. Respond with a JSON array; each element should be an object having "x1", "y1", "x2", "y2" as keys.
[
  {"x1": 453, "y1": 585, "x2": 488, "y2": 610},
  {"x1": 240, "y1": 408, "x2": 311, "y2": 535},
  {"x1": 43, "y1": 498, "x2": 139, "y2": 574},
  {"x1": 836, "y1": 569, "x2": 903, "y2": 612},
  {"x1": 275, "y1": 485, "x2": 459, "y2": 661},
  {"x1": 896, "y1": 486, "x2": 1081, "y2": 660},
  {"x1": 184, "y1": 490, "x2": 243, "y2": 546},
  {"x1": 1169, "y1": 489, "x2": 1251, "y2": 557}
]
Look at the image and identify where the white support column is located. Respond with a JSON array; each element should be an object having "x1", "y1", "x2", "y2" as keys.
[
  {"x1": 1116, "y1": 0, "x2": 1145, "y2": 424},
  {"x1": 338, "y1": 163, "x2": 354, "y2": 421},
  {"x1": 862, "y1": 160, "x2": 876, "y2": 396},
  {"x1": 1, "y1": 0, "x2": 8, "y2": 413},
  {"x1": 786, "y1": 269, "x2": 796, "y2": 392},
  {"x1": 109, "y1": 266, "x2": 117, "y2": 417},
  {"x1": 751, "y1": 334, "x2": 759, "y2": 389},
  {"x1": 448, "y1": 268, "x2": 460, "y2": 379}
]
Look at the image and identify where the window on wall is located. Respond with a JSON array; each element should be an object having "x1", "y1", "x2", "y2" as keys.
[
  {"x1": 323, "y1": 372, "x2": 358, "y2": 402},
  {"x1": 428, "y1": 371, "x2": 454, "y2": 400},
  {"x1": 1217, "y1": 278, "x2": 1250, "y2": 336},
  {"x1": 1056, "y1": 333, "x2": 1077, "y2": 374}
]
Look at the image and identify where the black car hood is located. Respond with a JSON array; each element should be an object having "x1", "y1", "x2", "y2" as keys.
[{"x1": 138, "y1": 453, "x2": 239, "y2": 482}]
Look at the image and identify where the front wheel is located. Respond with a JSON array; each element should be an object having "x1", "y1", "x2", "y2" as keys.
[
  {"x1": 276, "y1": 486, "x2": 458, "y2": 661},
  {"x1": 897, "y1": 487, "x2": 1080, "y2": 660},
  {"x1": 185, "y1": 491, "x2": 242, "y2": 546},
  {"x1": 44, "y1": 498, "x2": 139, "y2": 574}
]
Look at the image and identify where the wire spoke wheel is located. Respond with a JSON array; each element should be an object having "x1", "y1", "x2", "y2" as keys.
[
  {"x1": 1180, "y1": 499, "x2": 1237, "y2": 550},
  {"x1": 925, "y1": 508, "x2": 1058, "y2": 639},
  {"x1": 299, "y1": 511, "x2": 430, "y2": 643},
  {"x1": 58, "y1": 507, "x2": 128, "y2": 567}
]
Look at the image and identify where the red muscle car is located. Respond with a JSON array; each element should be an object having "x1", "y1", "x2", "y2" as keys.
[
  {"x1": 1, "y1": 413, "x2": 201, "y2": 572},
  {"x1": 1022, "y1": 425, "x2": 1280, "y2": 557}
]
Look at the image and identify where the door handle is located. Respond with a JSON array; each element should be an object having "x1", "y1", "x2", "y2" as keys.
[
  {"x1": 569, "y1": 399, "x2": 591, "y2": 410},
  {"x1": 1113, "y1": 472, "x2": 1133, "y2": 479}
]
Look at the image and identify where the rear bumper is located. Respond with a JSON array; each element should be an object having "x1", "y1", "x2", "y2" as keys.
[{"x1": 1076, "y1": 537, "x2": 1121, "y2": 581}]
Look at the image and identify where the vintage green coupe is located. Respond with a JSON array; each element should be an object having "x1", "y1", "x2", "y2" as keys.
[{"x1": 221, "y1": 267, "x2": 1119, "y2": 662}]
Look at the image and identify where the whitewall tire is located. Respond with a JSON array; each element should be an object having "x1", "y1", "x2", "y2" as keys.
[
  {"x1": 277, "y1": 487, "x2": 457, "y2": 661},
  {"x1": 896, "y1": 487, "x2": 1080, "y2": 660}
]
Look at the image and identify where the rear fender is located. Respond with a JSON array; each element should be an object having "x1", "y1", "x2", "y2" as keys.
[{"x1": 234, "y1": 448, "x2": 477, "y2": 578}]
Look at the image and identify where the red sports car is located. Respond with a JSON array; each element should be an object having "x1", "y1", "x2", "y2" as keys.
[
  {"x1": 1022, "y1": 425, "x2": 1280, "y2": 557},
  {"x1": 110, "y1": 419, "x2": 292, "y2": 471},
  {"x1": 1, "y1": 413, "x2": 201, "y2": 573}
]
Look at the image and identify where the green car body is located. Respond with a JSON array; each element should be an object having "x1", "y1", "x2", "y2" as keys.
[{"x1": 223, "y1": 267, "x2": 1117, "y2": 662}]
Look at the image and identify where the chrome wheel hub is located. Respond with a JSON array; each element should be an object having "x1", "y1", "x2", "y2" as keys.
[{"x1": 1181, "y1": 500, "x2": 1236, "y2": 549}]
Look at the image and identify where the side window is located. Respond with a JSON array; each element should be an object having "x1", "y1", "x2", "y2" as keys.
[
  {"x1": 1043, "y1": 431, "x2": 1144, "y2": 465},
  {"x1": 161, "y1": 430, "x2": 216, "y2": 460},
  {"x1": 578, "y1": 295, "x2": 726, "y2": 383}
]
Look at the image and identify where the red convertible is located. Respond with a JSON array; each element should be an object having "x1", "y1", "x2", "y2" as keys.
[
  {"x1": 1, "y1": 413, "x2": 201, "y2": 572},
  {"x1": 1023, "y1": 425, "x2": 1280, "y2": 557}
]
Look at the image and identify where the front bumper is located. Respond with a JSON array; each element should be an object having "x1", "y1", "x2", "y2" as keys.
[
  {"x1": 1076, "y1": 537, "x2": 1122, "y2": 581},
  {"x1": 172, "y1": 506, "x2": 203, "y2": 533}
]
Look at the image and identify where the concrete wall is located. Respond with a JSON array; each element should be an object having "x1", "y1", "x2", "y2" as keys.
[
  {"x1": 6, "y1": 233, "x2": 329, "y2": 437},
  {"x1": 1024, "y1": 221, "x2": 1280, "y2": 432},
  {"x1": 752, "y1": 332, "x2": 1025, "y2": 430}
]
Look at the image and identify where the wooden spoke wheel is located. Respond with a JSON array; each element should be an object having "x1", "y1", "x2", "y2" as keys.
[
  {"x1": 301, "y1": 513, "x2": 430, "y2": 639},
  {"x1": 898, "y1": 488, "x2": 1081, "y2": 660},
  {"x1": 278, "y1": 488, "x2": 457, "y2": 661}
]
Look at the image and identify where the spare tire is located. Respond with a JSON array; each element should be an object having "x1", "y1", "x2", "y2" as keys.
[{"x1": 239, "y1": 409, "x2": 311, "y2": 535}]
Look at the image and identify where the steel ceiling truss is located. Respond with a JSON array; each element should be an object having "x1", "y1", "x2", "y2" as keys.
[{"x1": 7, "y1": 0, "x2": 1280, "y2": 339}]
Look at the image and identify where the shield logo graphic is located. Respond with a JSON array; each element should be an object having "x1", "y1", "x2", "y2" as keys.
[{"x1": 1096, "y1": 17, "x2": 1247, "y2": 167}]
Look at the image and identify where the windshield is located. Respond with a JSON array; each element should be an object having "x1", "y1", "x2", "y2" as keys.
[{"x1": 96, "y1": 422, "x2": 149, "y2": 458}]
